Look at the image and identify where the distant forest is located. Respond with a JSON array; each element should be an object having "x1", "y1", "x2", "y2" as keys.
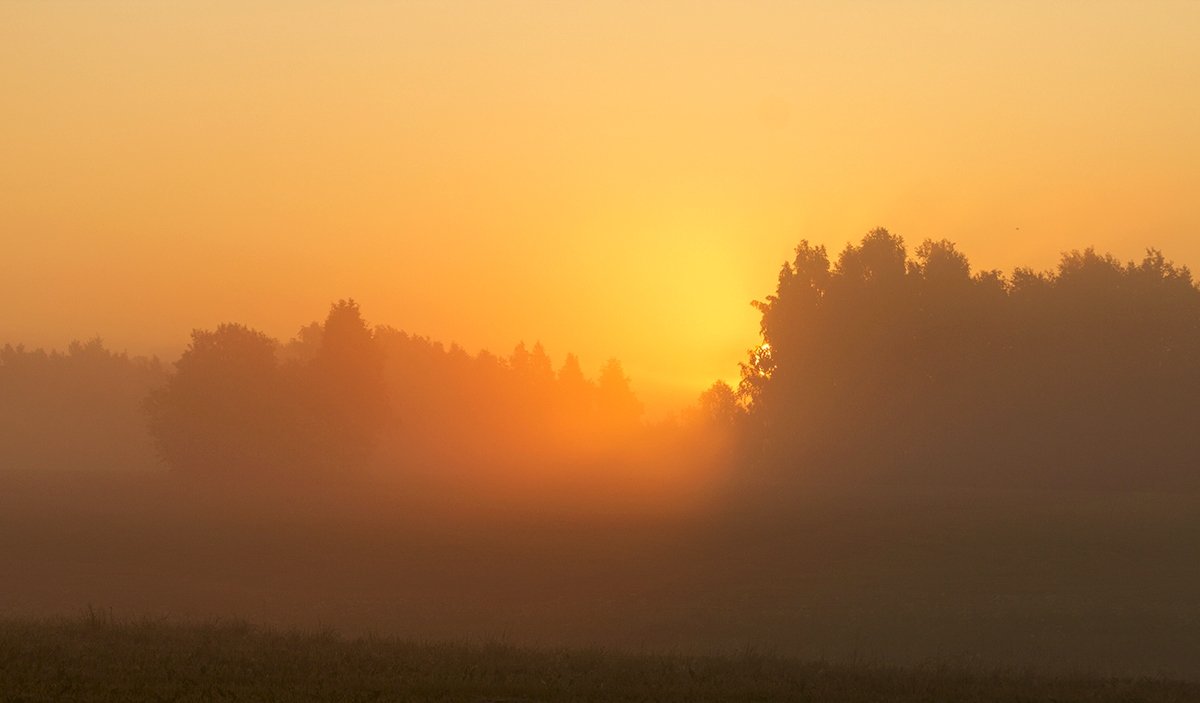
[
  {"x1": 1, "y1": 301, "x2": 646, "y2": 480},
  {"x1": 3, "y1": 229, "x2": 1199, "y2": 491}
]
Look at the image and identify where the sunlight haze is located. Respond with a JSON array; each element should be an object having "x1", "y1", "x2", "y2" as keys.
[{"x1": 3, "y1": 1, "x2": 1199, "y2": 412}]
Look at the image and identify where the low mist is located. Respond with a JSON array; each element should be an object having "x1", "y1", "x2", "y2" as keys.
[{"x1": 6, "y1": 231, "x2": 1200, "y2": 677}]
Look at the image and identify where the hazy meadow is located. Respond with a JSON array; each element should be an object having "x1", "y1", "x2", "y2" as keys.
[
  {"x1": 6, "y1": 3, "x2": 1200, "y2": 699},
  {"x1": 6, "y1": 468, "x2": 1200, "y2": 680}
]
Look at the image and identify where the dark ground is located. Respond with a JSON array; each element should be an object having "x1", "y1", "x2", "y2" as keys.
[
  {"x1": 3, "y1": 617, "x2": 1198, "y2": 702},
  {"x1": 4, "y1": 469, "x2": 1200, "y2": 680}
]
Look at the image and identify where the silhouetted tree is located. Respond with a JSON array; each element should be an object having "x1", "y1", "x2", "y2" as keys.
[
  {"x1": 696, "y1": 380, "x2": 743, "y2": 429},
  {"x1": 146, "y1": 301, "x2": 393, "y2": 478},
  {"x1": 146, "y1": 324, "x2": 297, "y2": 476},
  {"x1": 303, "y1": 299, "x2": 388, "y2": 469},
  {"x1": 555, "y1": 353, "x2": 597, "y2": 442},
  {"x1": 740, "y1": 229, "x2": 1200, "y2": 489},
  {"x1": 597, "y1": 359, "x2": 642, "y2": 431}
]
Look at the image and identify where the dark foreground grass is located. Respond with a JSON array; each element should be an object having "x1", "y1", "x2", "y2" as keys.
[{"x1": 0, "y1": 617, "x2": 1195, "y2": 702}]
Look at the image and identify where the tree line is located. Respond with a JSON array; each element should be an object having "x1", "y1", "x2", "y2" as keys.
[
  {"x1": 723, "y1": 228, "x2": 1200, "y2": 489},
  {"x1": 1, "y1": 300, "x2": 646, "y2": 479},
  {"x1": 5, "y1": 229, "x2": 1200, "y2": 491},
  {"x1": 0, "y1": 339, "x2": 166, "y2": 473}
]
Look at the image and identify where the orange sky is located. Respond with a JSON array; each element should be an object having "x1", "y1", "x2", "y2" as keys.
[{"x1": 3, "y1": 2, "x2": 1199, "y2": 413}]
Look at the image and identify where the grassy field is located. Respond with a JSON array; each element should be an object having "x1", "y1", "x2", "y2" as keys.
[
  {"x1": 2, "y1": 616, "x2": 1197, "y2": 703},
  {"x1": 6, "y1": 472, "x2": 1200, "y2": 682}
]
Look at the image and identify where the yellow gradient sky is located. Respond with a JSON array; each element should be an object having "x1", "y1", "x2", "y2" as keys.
[{"x1": 3, "y1": 2, "x2": 1199, "y2": 413}]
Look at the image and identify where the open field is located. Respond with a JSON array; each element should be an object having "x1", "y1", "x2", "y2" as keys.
[
  {"x1": 5, "y1": 470, "x2": 1200, "y2": 681},
  {"x1": 3, "y1": 616, "x2": 1198, "y2": 703}
]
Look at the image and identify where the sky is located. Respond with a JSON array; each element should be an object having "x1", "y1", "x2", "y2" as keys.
[{"x1": 3, "y1": 2, "x2": 1199, "y2": 413}]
